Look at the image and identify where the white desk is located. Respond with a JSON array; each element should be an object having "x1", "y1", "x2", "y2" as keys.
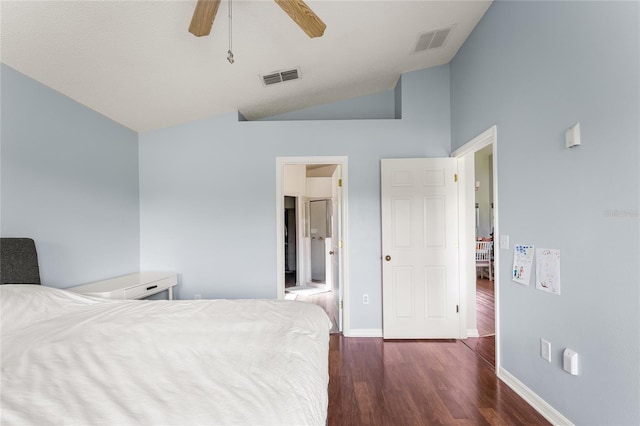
[{"x1": 70, "y1": 272, "x2": 177, "y2": 300}]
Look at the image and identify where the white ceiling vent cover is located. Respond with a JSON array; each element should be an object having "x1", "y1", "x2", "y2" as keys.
[
  {"x1": 261, "y1": 68, "x2": 300, "y2": 86},
  {"x1": 411, "y1": 25, "x2": 455, "y2": 54}
]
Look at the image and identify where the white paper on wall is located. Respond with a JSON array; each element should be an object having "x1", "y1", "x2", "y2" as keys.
[
  {"x1": 512, "y1": 244, "x2": 534, "y2": 285},
  {"x1": 536, "y1": 248, "x2": 561, "y2": 295}
]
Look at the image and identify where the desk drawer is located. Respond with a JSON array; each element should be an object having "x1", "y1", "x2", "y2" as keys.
[{"x1": 124, "y1": 277, "x2": 174, "y2": 299}]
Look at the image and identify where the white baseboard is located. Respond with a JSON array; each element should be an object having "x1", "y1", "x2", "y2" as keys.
[
  {"x1": 344, "y1": 328, "x2": 383, "y2": 338},
  {"x1": 498, "y1": 367, "x2": 573, "y2": 426},
  {"x1": 467, "y1": 328, "x2": 479, "y2": 338}
]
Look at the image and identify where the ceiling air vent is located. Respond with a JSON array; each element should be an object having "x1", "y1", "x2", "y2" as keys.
[
  {"x1": 411, "y1": 25, "x2": 455, "y2": 54},
  {"x1": 261, "y1": 68, "x2": 300, "y2": 86}
]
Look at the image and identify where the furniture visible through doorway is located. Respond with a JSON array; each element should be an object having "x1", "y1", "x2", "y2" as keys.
[{"x1": 475, "y1": 241, "x2": 493, "y2": 281}]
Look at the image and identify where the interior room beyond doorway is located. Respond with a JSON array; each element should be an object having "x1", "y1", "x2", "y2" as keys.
[{"x1": 279, "y1": 159, "x2": 345, "y2": 334}]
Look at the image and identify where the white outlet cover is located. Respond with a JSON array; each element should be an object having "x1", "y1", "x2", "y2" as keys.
[
  {"x1": 541, "y1": 339, "x2": 551, "y2": 362},
  {"x1": 500, "y1": 234, "x2": 510, "y2": 250}
]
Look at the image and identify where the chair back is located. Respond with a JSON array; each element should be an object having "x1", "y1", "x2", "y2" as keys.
[{"x1": 475, "y1": 241, "x2": 492, "y2": 263}]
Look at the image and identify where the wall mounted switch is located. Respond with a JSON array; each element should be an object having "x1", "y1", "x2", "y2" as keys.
[
  {"x1": 565, "y1": 123, "x2": 581, "y2": 148},
  {"x1": 541, "y1": 339, "x2": 551, "y2": 362},
  {"x1": 363, "y1": 294, "x2": 369, "y2": 305},
  {"x1": 500, "y1": 234, "x2": 510, "y2": 250}
]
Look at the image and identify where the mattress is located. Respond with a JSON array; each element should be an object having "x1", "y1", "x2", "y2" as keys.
[{"x1": 0, "y1": 284, "x2": 331, "y2": 425}]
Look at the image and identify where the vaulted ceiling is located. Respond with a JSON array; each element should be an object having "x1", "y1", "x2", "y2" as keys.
[{"x1": 1, "y1": 1, "x2": 492, "y2": 132}]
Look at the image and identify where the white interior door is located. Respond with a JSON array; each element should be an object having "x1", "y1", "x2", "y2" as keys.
[{"x1": 381, "y1": 158, "x2": 460, "y2": 339}]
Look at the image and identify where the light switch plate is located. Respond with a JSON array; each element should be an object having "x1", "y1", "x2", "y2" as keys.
[
  {"x1": 541, "y1": 339, "x2": 551, "y2": 362},
  {"x1": 500, "y1": 234, "x2": 510, "y2": 250}
]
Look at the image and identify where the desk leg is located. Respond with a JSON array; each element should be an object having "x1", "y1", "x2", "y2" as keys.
[{"x1": 168, "y1": 287, "x2": 174, "y2": 300}]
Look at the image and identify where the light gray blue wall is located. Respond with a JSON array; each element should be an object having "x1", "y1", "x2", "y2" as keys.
[
  {"x1": 1, "y1": 64, "x2": 140, "y2": 287},
  {"x1": 257, "y1": 87, "x2": 397, "y2": 121},
  {"x1": 139, "y1": 65, "x2": 450, "y2": 330},
  {"x1": 450, "y1": 2, "x2": 639, "y2": 424}
]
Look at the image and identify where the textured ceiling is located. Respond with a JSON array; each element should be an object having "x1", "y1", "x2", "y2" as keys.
[{"x1": 1, "y1": 0, "x2": 492, "y2": 132}]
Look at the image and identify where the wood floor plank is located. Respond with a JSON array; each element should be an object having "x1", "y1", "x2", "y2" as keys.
[
  {"x1": 305, "y1": 275, "x2": 544, "y2": 425},
  {"x1": 328, "y1": 336, "x2": 550, "y2": 426},
  {"x1": 476, "y1": 278, "x2": 495, "y2": 337}
]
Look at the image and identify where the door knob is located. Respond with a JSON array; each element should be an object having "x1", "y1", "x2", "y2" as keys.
[
  {"x1": 329, "y1": 250, "x2": 335, "y2": 255},
  {"x1": 385, "y1": 255, "x2": 391, "y2": 261}
]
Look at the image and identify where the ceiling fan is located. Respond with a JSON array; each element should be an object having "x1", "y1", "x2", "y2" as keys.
[{"x1": 189, "y1": 0, "x2": 326, "y2": 38}]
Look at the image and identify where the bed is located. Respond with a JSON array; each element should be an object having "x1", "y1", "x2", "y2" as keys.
[{"x1": 0, "y1": 238, "x2": 331, "y2": 425}]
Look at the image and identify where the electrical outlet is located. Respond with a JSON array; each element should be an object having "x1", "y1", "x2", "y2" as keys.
[
  {"x1": 362, "y1": 294, "x2": 369, "y2": 305},
  {"x1": 194, "y1": 294, "x2": 202, "y2": 300},
  {"x1": 541, "y1": 339, "x2": 551, "y2": 362}
]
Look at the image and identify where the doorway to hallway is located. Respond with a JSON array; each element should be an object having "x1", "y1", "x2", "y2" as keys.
[
  {"x1": 276, "y1": 156, "x2": 349, "y2": 334},
  {"x1": 452, "y1": 125, "x2": 499, "y2": 370}
]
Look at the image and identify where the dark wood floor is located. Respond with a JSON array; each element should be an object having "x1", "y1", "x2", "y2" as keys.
[
  {"x1": 295, "y1": 275, "x2": 546, "y2": 424},
  {"x1": 328, "y1": 335, "x2": 550, "y2": 425},
  {"x1": 475, "y1": 278, "x2": 495, "y2": 337}
]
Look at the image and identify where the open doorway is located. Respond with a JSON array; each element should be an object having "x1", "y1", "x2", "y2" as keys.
[
  {"x1": 284, "y1": 196, "x2": 297, "y2": 288},
  {"x1": 276, "y1": 157, "x2": 349, "y2": 335},
  {"x1": 469, "y1": 145, "x2": 495, "y2": 365},
  {"x1": 452, "y1": 126, "x2": 499, "y2": 370}
]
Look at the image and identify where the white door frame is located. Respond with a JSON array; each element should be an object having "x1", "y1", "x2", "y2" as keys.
[
  {"x1": 275, "y1": 156, "x2": 350, "y2": 335},
  {"x1": 451, "y1": 125, "x2": 499, "y2": 371}
]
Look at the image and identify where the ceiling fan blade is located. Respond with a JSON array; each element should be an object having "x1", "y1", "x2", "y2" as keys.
[
  {"x1": 189, "y1": 0, "x2": 221, "y2": 37},
  {"x1": 274, "y1": 0, "x2": 326, "y2": 38}
]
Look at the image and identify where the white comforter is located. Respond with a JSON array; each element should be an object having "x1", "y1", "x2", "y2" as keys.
[{"x1": 0, "y1": 285, "x2": 331, "y2": 426}]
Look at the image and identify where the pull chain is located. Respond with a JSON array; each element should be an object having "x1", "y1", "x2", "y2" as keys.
[{"x1": 227, "y1": 0, "x2": 234, "y2": 64}]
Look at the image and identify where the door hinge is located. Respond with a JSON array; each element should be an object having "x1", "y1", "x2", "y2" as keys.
[
  {"x1": 454, "y1": 174, "x2": 458, "y2": 182},
  {"x1": 340, "y1": 300, "x2": 343, "y2": 309},
  {"x1": 456, "y1": 304, "x2": 459, "y2": 313},
  {"x1": 339, "y1": 240, "x2": 343, "y2": 248},
  {"x1": 338, "y1": 179, "x2": 342, "y2": 187}
]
